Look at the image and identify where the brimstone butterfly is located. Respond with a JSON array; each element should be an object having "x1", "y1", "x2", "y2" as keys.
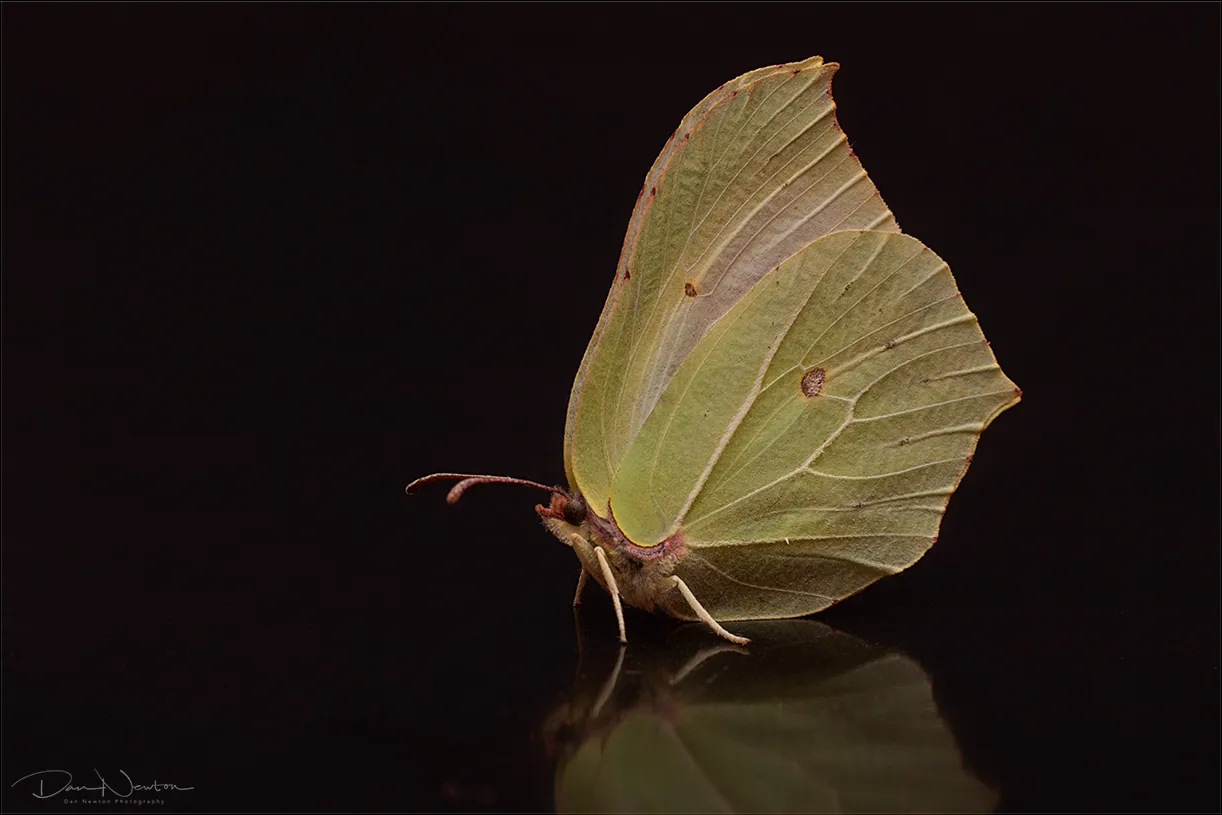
[{"x1": 408, "y1": 56, "x2": 1020, "y2": 645}]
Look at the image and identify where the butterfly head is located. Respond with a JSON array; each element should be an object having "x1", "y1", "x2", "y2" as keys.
[
  {"x1": 538, "y1": 490, "x2": 587, "y2": 527},
  {"x1": 536, "y1": 489, "x2": 592, "y2": 546}
]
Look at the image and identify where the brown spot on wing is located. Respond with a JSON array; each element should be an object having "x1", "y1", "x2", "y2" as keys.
[
  {"x1": 800, "y1": 366, "x2": 826, "y2": 397},
  {"x1": 684, "y1": 282, "x2": 697, "y2": 297}
]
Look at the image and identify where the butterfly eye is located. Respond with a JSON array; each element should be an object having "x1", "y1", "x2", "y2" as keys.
[{"x1": 561, "y1": 496, "x2": 587, "y2": 526}]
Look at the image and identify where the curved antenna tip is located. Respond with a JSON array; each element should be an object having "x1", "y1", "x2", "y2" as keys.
[{"x1": 404, "y1": 472, "x2": 562, "y2": 504}]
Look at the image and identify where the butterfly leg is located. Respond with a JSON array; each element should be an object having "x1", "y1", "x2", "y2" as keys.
[
  {"x1": 592, "y1": 545, "x2": 628, "y2": 645},
  {"x1": 670, "y1": 576, "x2": 750, "y2": 646},
  {"x1": 568, "y1": 533, "x2": 628, "y2": 644},
  {"x1": 572, "y1": 568, "x2": 588, "y2": 606}
]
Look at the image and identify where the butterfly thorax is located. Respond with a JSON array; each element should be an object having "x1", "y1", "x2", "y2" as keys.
[{"x1": 537, "y1": 492, "x2": 683, "y2": 613}]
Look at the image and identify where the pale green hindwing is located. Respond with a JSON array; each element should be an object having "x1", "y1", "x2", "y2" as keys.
[
  {"x1": 607, "y1": 230, "x2": 1019, "y2": 621},
  {"x1": 564, "y1": 57, "x2": 899, "y2": 514}
]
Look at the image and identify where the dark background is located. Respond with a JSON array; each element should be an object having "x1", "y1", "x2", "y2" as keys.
[{"x1": 4, "y1": 4, "x2": 1218, "y2": 813}]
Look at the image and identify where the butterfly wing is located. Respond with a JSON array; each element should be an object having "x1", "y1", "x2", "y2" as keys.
[
  {"x1": 564, "y1": 57, "x2": 899, "y2": 514},
  {"x1": 607, "y1": 230, "x2": 1019, "y2": 620}
]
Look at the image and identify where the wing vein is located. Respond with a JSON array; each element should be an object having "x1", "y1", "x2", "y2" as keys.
[
  {"x1": 806, "y1": 457, "x2": 964, "y2": 480},
  {"x1": 683, "y1": 72, "x2": 827, "y2": 264},
  {"x1": 852, "y1": 389, "x2": 1015, "y2": 424},
  {"x1": 689, "y1": 552, "x2": 838, "y2": 601}
]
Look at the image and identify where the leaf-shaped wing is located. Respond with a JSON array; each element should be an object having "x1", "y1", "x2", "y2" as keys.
[
  {"x1": 565, "y1": 57, "x2": 898, "y2": 514},
  {"x1": 606, "y1": 231, "x2": 1019, "y2": 620}
]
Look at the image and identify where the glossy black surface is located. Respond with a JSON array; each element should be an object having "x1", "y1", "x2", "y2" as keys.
[{"x1": 5, "y1": 5, "x2": 1218, "y2": 813}]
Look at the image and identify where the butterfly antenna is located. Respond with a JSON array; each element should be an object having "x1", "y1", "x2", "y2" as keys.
[{"x1": 405, "y1": 472, "x2": 563, "y2": 505}]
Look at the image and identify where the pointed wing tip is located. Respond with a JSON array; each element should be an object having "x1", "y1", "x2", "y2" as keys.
[
  {"x1": 981, "y1": 385, "x2": 1023, "y2": 429},
  {"x1": 788, "y1": 56, "x2": 838, "y2": 76},
  {"x1": 790, "y1": 55, "x2": 832, "y2": 70}
]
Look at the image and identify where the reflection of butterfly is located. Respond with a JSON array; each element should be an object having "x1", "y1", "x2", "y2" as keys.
[
  {"x1": 408, "y1": 56, "x2": 1020, "y2": 644},
  {"x1": 545, "y1": 622, "x2": 998, "y2": 814}
]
